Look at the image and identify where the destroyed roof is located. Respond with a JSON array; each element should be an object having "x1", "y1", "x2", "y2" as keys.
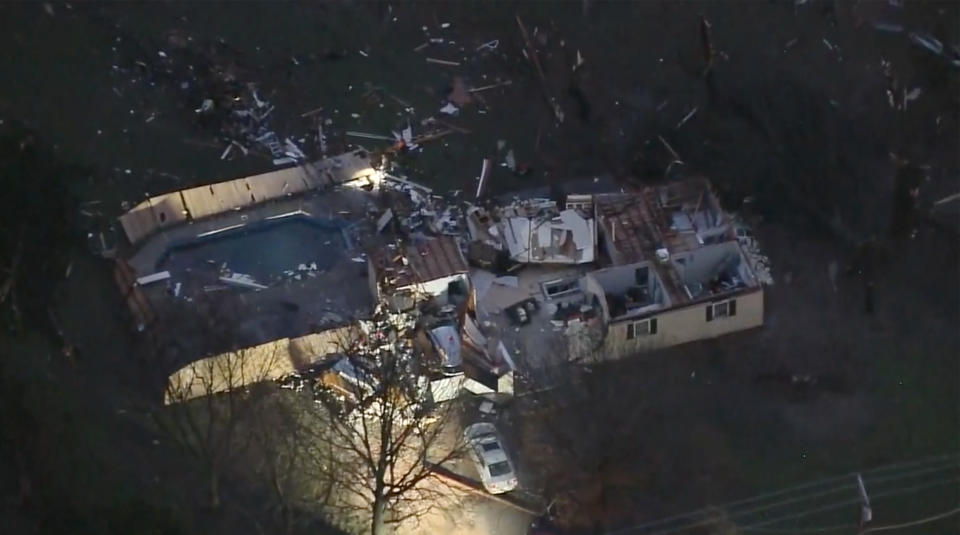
[
  {"x1": 594, "y1": 178, "x2": 734, "y2": 264},
  {"x1": 591, "y1": 178, "x2": 762, "y2": 307},
  {"x1": 372, "y1": 236, "x2": 468, "y2": 289},
  {"x1": 119, "y1": 150, "x2": 377, "y2": 245},
  {"x1": 490, "y1": 199, "x2": 596, "y2": 265}
]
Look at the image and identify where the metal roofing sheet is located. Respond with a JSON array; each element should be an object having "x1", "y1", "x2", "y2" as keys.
[{"x1": 407, "y1": 236, "x2": 469, "y2": 282}]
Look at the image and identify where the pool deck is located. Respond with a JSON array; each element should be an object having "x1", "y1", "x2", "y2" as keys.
[{"x1": 123, "y1": 185, "x2": 382, "y2": 361}]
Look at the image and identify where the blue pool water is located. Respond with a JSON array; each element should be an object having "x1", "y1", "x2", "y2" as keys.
[{"x1": 157, "y1": 217, "x2": 349, "y2": 283}]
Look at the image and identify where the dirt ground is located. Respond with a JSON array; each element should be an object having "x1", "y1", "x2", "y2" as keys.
[
  {"x1": 507, "y1": 217, "x2": 959, "y2": 531},
  {"x1": 0, "y1": 1, "x2": 957, "y2": 534}
]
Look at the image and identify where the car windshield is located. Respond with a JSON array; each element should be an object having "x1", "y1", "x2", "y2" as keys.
[
  {"x1": 488, "y1": 461, "x2": 512, "y2": 477},
  {"x1": 481, "y1": 441, "x2": 501, "y2": 452}
]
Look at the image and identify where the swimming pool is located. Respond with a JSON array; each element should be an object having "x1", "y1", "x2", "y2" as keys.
[{"x1": 157, "y1": 215, "x2": 352, "y2": 283}]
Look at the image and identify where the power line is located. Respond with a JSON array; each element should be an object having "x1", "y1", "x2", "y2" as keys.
[
  {"x1": 739, "y1": 522, "x2": 853, "y2": 533},
  {"x1": 861, "y1": 505, "x2": 960, "y2": 533},
  {"x1": 736, "y1": 475, "x2": 960, "y2": 532},
  {"x1": 608, "y1": 454, "x2": 958, "y2": 534},
  {"x1": 738, "y1": 505, "x2": 960, "y2": 534}
]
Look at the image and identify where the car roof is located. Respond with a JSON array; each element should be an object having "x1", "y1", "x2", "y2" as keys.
[
  {"x1": 470, "y1": 432, "x2": 509, "y2": 464},
  {"x1": 464, "y1": 422, "x2": 497, "y2": 438},
  {"x1": 480, "y1": 446, "x2": 509, "y2": 465},
  {"x1": 428, "y1": 324, "x2": 463, "y2": 369}
]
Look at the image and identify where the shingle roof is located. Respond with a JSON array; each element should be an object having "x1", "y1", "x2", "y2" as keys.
[{"x1": 372, "y1": 236, "x2": 468, "y2": 289}]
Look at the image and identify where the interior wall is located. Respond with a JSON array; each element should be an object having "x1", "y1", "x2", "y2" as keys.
[{"x1": 672, "y1": 241, "x2": 740, "y2": 284}]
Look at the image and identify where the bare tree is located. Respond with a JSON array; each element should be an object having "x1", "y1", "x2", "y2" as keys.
[
  {"x1": 513, "y1": 337, "x2": 654, "y2": 533},
  {"x1": 156, "y1": 339, "x2": 292, "y2": 508},
  {"x1": 302, "y1": 305, "x2": 464, "y2": 535}
]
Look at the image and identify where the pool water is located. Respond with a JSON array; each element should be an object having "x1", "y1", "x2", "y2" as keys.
[{"x1": 158, "y1": 218, "x2": 348, "y2": 283}]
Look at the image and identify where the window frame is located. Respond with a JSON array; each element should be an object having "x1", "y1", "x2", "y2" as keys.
[
  {"x1": 626, "y1": 317, "x2": 658, "y2": 339},
  {"x1": 542, "y1": 278, "x2": 580, "y2": 299},
  {"x1": 706, "y1": 298, "x2": 738, "y2": 322}
]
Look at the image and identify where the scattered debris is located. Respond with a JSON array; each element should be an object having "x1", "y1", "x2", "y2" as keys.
[
  {"x1": 449, "y1": 76, "x2": 473, "y2": 107},
  {"x1": 476, "y1": 158, "x2": 492, "y2": 199},
  {"x1": 346, "y1": 131, "x2": 396, "y2": 141},
  {"x1": 909, "y1": 31, "x2": 942, "y2": 55},
  {"x1": 676, "y1": 106, "x2": 699, "y2": 129},
  {"x1": 504, "y1": 149, "x2": 516, "y2": 171},
  {"x1": 469, "y1": 80, "x2": 513, "y2": 93},
  {"x1": 699, "y1": 15, "x2": 716, "y2": 76},
  {"x1": 194, "y1": 99, "x2": 214, "y2": 114},
  {"x1": 439, "y1": 103, "x2": 460, "y2": 115},
  {"x1": 733, "y1": 218, "x2": 773, "y2": 285},
  {"x1": 426, "y1": 57, "x2": 461, "y2": 67},
  {"x1": 137, "y1": 271, "x2": 171, "y2": 286},
  {"x1": 871, "y1": 21, "x2": 904, "y2": 33},
  {"x1": 427, "y1": 117, "x2": 471, "y2": 134},
  {"x1": 377, "y1": 209, "x2": 395, "y2": 233},
  {"x1": 515, "y1": 14, "x2": 564, "y2": 123},
  {"x1": 658, "y1": 135, "x2": 682, "y2": 163},
  {"x1": 573, "y1": 49, "x2": 586, "y2": 72},
  {"x1": 933, "y1": 192, "x2": 960, "y2": 206},
  {"x1": 903, "y1": 87, "x2": 923, "y2": 109},
  {"x1": 284, "y1": 138, "x2": 307, "y2": 160},
  {"x1": 476, "y1": 39, "x2": 499, "y2": 52},
  {"x1": 219, "y1": 272, "x2": 267, "y2": 290}
]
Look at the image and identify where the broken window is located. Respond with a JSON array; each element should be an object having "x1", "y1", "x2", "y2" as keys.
[
  {"x1": 706, "y1": 299, "x2": 737, "y2": 322},
  {"x1": 543, "y1": 279, "x2": 579, "y2": 298},
  {"x1": 635, "y1": 266, "x2": 649, "y2": 286},
  {"x1": 626, "y1": 317, "x2": 658, "y2": 339}
]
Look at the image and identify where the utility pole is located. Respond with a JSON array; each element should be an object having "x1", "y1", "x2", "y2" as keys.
[{"x1": 856, "y1": 473, "x2": 873, "y2": 533}]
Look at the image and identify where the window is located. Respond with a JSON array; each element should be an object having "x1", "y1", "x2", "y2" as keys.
[
  {"x1": 481, "y1": 442, "x2": 501, "y2": 453},
  {"x1": 635, "y1": 266, "x2": 649, "y2": 286},
  {"x1": 543, "y1": 278, "x2": 579, "y2": 298},
  {"x1": 626, "y1": 318, "x2": 658, "y2": 339},
  {"x1": 488, "y1": 461, "x2": 512, "y2": 477},
  {"x1": 706, "y1": 299, "x2": 737, "y2": 322}
]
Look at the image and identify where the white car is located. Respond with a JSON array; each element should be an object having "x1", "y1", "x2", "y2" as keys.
[{"x1": 464, "y1": 422, "x2": 518, "y2": 494}]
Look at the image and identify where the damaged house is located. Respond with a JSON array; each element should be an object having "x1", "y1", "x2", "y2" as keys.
[
  {"x1": 111, "y1": 151, "x2": 487, "y2": 404},
  {"x1": 467, "y1": 198, "x2": 596, "y2": 265},
  {"x1": 369, "y1": 235, "x2": 516, "y2": 402},
  {"x1": 467, "y1": 178, "x2": 767, "y2": 366},
  {"x1": 581, "y1": 179, "x2": 765, "y2": 360},
  {"x1": 115, "y1": 149, "x2": 762, "y2": 402}
]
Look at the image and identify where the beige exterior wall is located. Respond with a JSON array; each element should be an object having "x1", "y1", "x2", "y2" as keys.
[
  {"x1": 165, "y1": 324, "x2": 360, "y2": 404},
  {"x1": 598, "y1": 287, "x2": 764, "y2": 361}
]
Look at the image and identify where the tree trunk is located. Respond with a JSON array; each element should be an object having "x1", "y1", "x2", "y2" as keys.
[{"x1": 371, "y1": 497, "x2": 387, "y2": 535}]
